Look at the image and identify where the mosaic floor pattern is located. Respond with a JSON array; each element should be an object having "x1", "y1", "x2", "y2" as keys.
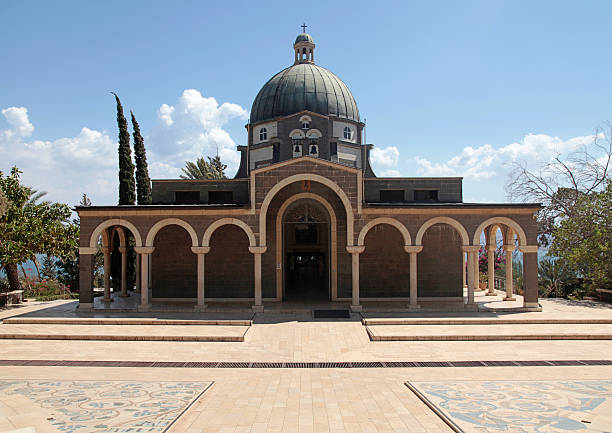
[
  {"x1": 406, "y1": 380, "x2": 612, "y2": 433},
  {"x1": 0, "y1": 380, "x2": 213, "y2": 432}
]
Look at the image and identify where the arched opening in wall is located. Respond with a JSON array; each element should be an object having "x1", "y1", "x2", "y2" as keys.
[
  {"x1": 282, "y1": 199, "x2": 330, "y2": 301},
  {"x1": 476, "y1": 223, "x2": 523, "y2": 300},
  {"x1": 360, "y1": 224, "x2": 409, "y2": 297},
  {"x1": 151, "y1": 225, "x2": 197, "y2": 300},
  {"x1": 418, "y1": 224, "x2": 464, "y2": 299},
  {"x1": 206, "y1": 225, "x2": 254, "y2": 298}
]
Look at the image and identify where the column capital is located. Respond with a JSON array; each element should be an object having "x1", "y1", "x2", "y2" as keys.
[
  {"x1": 487, "y1": 246, "x2": 496, "y2": 253},
  {"x1": 101, "y1": 246, "x2": 112, "y2": 254},
  {"x1": 79, "y1": 247, "x2": 97, "y2": 255},
  {"x1": 191, "y1": 246, "x2": 211, "y2": 255},
  {"x1": 503, "y1": 244, "x2": 516, "y2": 252},
  {"x1": 135, "y1": 246, "x2": 155, "y2": 254},
  {"x1": 404, "y1": 245, "x2": 423, "y2": 254},
  {"x1": 118, "y1": 246, "x2": 127, "y2": 254},
  {"x1": 346, "y1": 245, "x2": 365, "y2": 254},
  {"x1": 518, "y1": 245, "x2": 538, "y2": 253},
  {"x1": 249, "y1": 246, "x2": 267, "y2": 254},
  {"x1": 462, "y1": 245, "x2": 480, "y2": 253}
]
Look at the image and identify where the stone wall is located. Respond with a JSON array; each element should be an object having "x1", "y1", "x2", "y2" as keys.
[
  {"x1": 417, "y1": 224, "x2": 463, "y2": 297},
  {"x1": 151, "y1": 225, "x2": 197, "y2": 298}
]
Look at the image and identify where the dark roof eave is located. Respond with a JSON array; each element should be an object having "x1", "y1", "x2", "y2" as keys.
[
  {"x1": 74, "y1": 204, "x2": 250, "y2": 211},
  {"x1": 365, "y1": 202, "x2": 542, "y2": 208}
]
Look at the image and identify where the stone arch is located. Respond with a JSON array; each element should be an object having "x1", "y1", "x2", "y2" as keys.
[
  {"x1": 358, "y1": 217, "x2": 411, "y2": 246},
  {"x1": 202, "y1": 218, "x2": 257, "y2": 247},
  {"x1": 89, "y1": 219, "x2": 143, "y2": 248},
  {"x1": 415, "y1": 217, "x2": 469, "y2": 246},
  {"x1": 472, "y1": 217, "x2": 527, "y2": 246},
  {"x1": 259, "y1": 174, "x2": 354, "y2": 246},
  {"x1": 110, "y1": 226, "x2": 127, "y2": 248},
  {"x1": 145, "y1": 218, "x2": 198, "y2": 247},
  {"x1": 276, "y1": 193, "x2": 338, "y2": 300}
]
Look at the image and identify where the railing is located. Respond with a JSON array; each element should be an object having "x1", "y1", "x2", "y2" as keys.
[{"x1": 494, "y1": 276, "x2": 505, "y2": 290}]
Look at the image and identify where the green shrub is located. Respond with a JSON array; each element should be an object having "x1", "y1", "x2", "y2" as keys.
[{"x1": 24, "y1": 279, "x2": 76, "y2": 301}]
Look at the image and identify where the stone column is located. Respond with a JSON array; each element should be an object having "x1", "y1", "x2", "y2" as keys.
[
  {"x1": 486, "y1": 245, "x2": 496, "y2": 296},
  {"x1": 118, "y1": 246, "x2": 128, "y2": 297},
  {"x1": 462, "y1": 246, "x2": 479, "y2": 307},
  {"x1": 135, "y1": 247, "x2": 154, "y2": 311},
  {"x1": 249, "y1": 246, "x2": 267, "y2": 312},
  {"x1": 191, "y1": 247, "x2": 210, "y2": 311},
  {"x1": 462, "y1": 253, "x2": 467, "y2": 288},
  {"x1": 346, "y1": 246, "x2": 365, "y2": 312},
  {"x1": 78, "y1": 247, "x2": 95, "y2": 309},
  {"x1": 503, "y1": 244, "x2": 515, "y2": 301},
  {"x1": 474, "y1": 250, "x2": 481, "y2": 291},
  {"x1": 519, "y1": 245, "x2": 540, "y2": 309},
  {"x1": 405, "y1": 246, "x2": 423, "y2": 309},
  {"x1": 102, "y1": 246, "x2": 112, "y2": 302},
  {"x1": 135, "y1": 254, "x2": 141, "y2": 293}
]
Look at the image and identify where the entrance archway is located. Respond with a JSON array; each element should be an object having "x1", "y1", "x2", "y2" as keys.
[{"x1": 281, "y1": 199, "x2": 331, "y2": 301}]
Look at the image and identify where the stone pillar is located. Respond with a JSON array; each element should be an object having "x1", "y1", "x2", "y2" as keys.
[
  {"x1": 135, "y1": 247, "x2": 154, "y2": 311},
  {"x1": 405, "y1": 246, "x2": 423, "y2": 309},
  {"x1": 346, "y1": 246, "x2": 365, "y2": 312},
  {"x1": 102, "y1": 246, "x2": 112, "y2": 302},
  {"x1": 462, "y1": 253, "x2": 467, "y2": 288},
  {"x1": 503, "y1": 244, "x2": 515, "y2": 301},
  {"x1": 135, "y1": 254, "x2": 141, "y2": 293},
  {"x1": 519, "y1": 246, "x2": 540, "y2": 309},
  {"x1": 463, "y1": 246, "x2": 479, "y2": 307},
  {"x1": 191, "y1": 247, "x2": 210, "y2": 311},
  {"x1": 118, "y1": 246, "x2": 128, "y2": 297},
  {"x1": 249, "y1": 246, "x2": 267, "y2": 312},
  {"x1": 486, "y1": 245, "x2": 496, "y2": 296},
  {"x1": 474, "y1": 250, "x2": 481, "y2": 291},
  {"x1": 78, "y1": 248, "x2": 95, "y2": 309}
]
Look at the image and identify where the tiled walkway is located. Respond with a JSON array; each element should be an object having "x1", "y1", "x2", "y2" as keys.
[{"x1": 0, "y1": 298, "x2": 611, "y2": 432}]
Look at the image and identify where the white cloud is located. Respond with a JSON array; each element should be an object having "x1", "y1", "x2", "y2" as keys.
[
  {"x1": 1, "y1": 107, "x2": 34, "y2": 139},
  {"x1": 0, "y1": 90, "x2": 249, "y2": 206},
  {"x1": 415, "y1": 133, "x2": 598, "y2": 181},
  {"x1": 370, "y1": 146, "x2": 401, "y2": 176},
  {"x1": 147, "y1": 89, "x2": 248, "y2": 177}
]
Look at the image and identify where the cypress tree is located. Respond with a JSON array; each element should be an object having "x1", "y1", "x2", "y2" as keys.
[
  {"x1": 112, "y1": 93, "x2": 135, "y2": 205},
  {"x1": 130, "y1": 111, "x2": 152, "y2": 205}
]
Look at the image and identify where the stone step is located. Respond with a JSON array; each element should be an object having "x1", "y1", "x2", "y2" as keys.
[
  {"x1": 364, "y1": 317, "x2": 612, "y2": 325},
  {"x1": 2, "y1": 317, "x2": 252, "y2": 326},
  {"x1": 366, "y1": 323, "x2": 612, "y2": 341},
  {"x1": 0, "y1": 323, "x2": 250, "y2": 342}
]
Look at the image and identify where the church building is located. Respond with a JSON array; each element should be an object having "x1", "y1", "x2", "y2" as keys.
[{"x1": 77, "y1": 31, "x2": 541, "y2": 312}]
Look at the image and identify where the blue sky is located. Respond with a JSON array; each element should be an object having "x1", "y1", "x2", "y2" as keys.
[{"x1": 2, "y1": 0, "x2": 611, "y2": 205}]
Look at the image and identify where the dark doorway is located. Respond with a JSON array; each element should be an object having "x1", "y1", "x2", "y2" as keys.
[
  {"x1": 282, "y1": 200, "x2": 330, "y2": 301},
  {"x1": 285, "y1": 252, "x2": 327, "y2": 300}
]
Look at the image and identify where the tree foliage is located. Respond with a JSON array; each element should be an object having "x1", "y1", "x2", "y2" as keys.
[
  {"x1": 550, "y1": 181, "x2": 612, "y2": 289},
  {"x1": 0, "y1": 167, "x2": 78, "y2": 291},
  {"x1": 506, "y1": 123, "x2": 611, "y2": 245},
  {"x1": 180, "y1": 155, "x2": 227, "y2": 180},
  {"x1": 0, "y1": 187, "x2": 8, "y2": 218},
  {"x1": 112, "y1": 93, "x2": 136, "y2": 205},
  {"x1": 131, "y1": 111, "x2": 152, "y2": 205},
  {"x1": 538, "y1": 256, "x2": 577, "y2": 298}
]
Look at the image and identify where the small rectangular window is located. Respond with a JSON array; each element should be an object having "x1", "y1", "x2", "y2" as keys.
[
  {"x1": 330, "y1": 142, "x2": 337, "y2": 156},
  {"x1": 414, "y1": 190, "x2": 439, "y2": 202},
  {"x1": 175, "y1": 191, "x2": 200, "y2": 204},
  {"x1": 379, "y1": 190, "x2": 404, "y2": 203},
  {"x1": 208, "y1": 191, "x2": 233, "y2": 204},
  {"x1": 273, "y1": 143, "x2": 280, "y2": 162}
]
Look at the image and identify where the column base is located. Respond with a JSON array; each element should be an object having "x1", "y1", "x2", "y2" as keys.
[
  {"x1": 137, "y1": 304, "x2": 151, "y2": 312},
  {"x1": 118, "y1": 293, "x2": 130, "y2": 298},
  {"x1": 407, "y1": 304, "x2": 421, "y2": 310},
  {"x1": 252, "y1": 305, "x2": 264, "y2": 313},
  {"x1": 102, "y1": 297, "x2": 113, "y2": 303},
  {"x1": 350, "y1": 304, "x2": 362, "y2": 312},
  {"x1": 503, "y1": 296, "x2": 516, "y2": 301},
  {"x1": 485, "y1": 291, "x2": 497, "y2": 296},
  {"x1": 194, "y1": 304, "x2": 208, "y2": 312},
  {"x1": 464, "y1": 303, "x2": 478, "y2": 311},
  {"x1": 78, "y1": 303, "x2": 93, "y2": 311}
]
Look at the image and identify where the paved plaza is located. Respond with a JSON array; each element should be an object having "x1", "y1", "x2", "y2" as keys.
[{"x1": 0, "y1": 296, "x2": 611, "y2": 432}]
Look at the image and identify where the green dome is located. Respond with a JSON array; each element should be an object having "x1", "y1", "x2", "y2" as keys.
[
  {"x1": 295, "y1": 33, "x2": 314, "y2": 44},
  {"x1": 250, "y1": 63, "x2": 360, "y2": 124}
]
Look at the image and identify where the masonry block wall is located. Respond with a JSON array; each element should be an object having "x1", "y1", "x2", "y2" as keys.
[
  {"x1": 360, "y1": 224, "x2": 410, "y2": 297},
  {"x1": 418, "y1": 224, "x2": 463, "y2": 297},
  {"x1": 206, "y1": 224, "x2": 254, "y2": 298},
  {"x1": 151, "y1": 225, "x2": 197, "y2": 298}
]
